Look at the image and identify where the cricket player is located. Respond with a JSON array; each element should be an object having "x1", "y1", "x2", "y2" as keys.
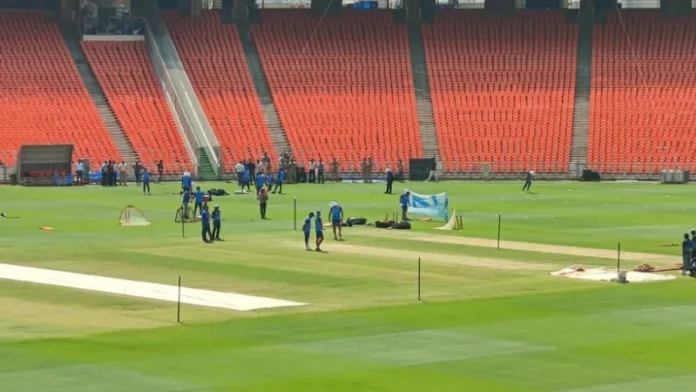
[
  {"x1": 211, "y1": 204, "x2": 222, "y2": 240},
  {"x1": 272, "y1": 168, "x2": 285, "y2": 194},
  {"x1": 303, "y1": 212, "x2": 315, "y2": 250},
  {"x1": 241, "y1": 168, "x2": 251, "y2": 192},
  {"x1": 315, "y1": 210, "x2": 324, "y2": 252},
  {"x1": 182, "y1": 188, "x2": 191, "y2": 219},
  {"x1": 182, "y1": 171, "x2": 192, "y2": 193},
  {"x1": 193, "y1": 186, "x2": 204, "y2": 217},
  {"x1": 257, "y1": 188, "x2": 269, "y2": 219},
  {"x1": 201, "y1": 205, "x2": 212, "y2": 243},
  {"x1": 142, "y1": 169, "x2": 151, "y2": 195},
  {"x1": 256, "y1": 172, "x2": 264, "y2": 195},
  {"x1": 683, "y1": 232, "x2": 694, "y2": 276},
  {"x1": 329, "y1": 201, "x2": 343, "y2": 240},
  {"x1": 522, "y1": 171, "x2": 534, "y2": 192},
  {"x1": 400, "y1": 191, "x2": 410, "y2": 221}
]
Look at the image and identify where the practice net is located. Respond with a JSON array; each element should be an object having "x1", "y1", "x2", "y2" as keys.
[{"x1": 119, "y1": 205, "x2": 151, "y2": 226}]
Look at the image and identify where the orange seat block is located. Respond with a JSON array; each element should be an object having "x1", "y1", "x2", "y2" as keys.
[
  {"x1": 0, "y1": 11, "x2": 120, "y2": 167},
  {"x1": 589, "y1": 11, "x2": 696, "y2": 174},
  {"x1": 422, "y1": 10, "x2": 577, "y2": 173},
  {"x1": 81, "y1": 41, "x2": 192, "y2": 174}
]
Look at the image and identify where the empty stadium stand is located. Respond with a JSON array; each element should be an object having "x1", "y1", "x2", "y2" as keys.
[
  {"x1": 251, "y1": 10, "x2": 422, "y2": 171},
  {"x1": 422, "y1": 10, "x2": 577, "y2": 173},
  {"x1": 82, "y1": 41, "x2": 193, "y2": 174},
  {"x1": 590, "y1": 11, "x2": 696, "y2": 174},
  {"x1": 0, "y1": 11, "x2": 120, "y2": 167},
  {"x1": 164, "y1": 11, "x2": 277, "y2": 170}
]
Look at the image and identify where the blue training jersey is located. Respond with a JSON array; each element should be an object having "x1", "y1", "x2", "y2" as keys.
[
  {"x1": 195, "y1": 190, "x2": 203, "y2": 204},
  {"x1": 212, "y1": 209, "x2": 220, "y2": 222},
  {"x1": 182, "y1": 175, "x2": 192, "y2": 188},
  {"x1": 331, "y1": 206, "x2": 342, "y2": 221},
  {"x1": 256, "y1": 174, "x2": 264, "y2": 188},
  {"x1": 278, "y1": 170, "x2": 286, "y2": 183},
  {"x1": 183, "y1": 192, "x2": 190, "y2": 204},
  {"x1": 400, "y1": 194, "x2": 408, "y2": 208},
  {"x1": 201, "y1": 210, "x2": 210, "y2": 225},
  {"x1": 242, "y1": 170, "x2": 250, "y2": 182},
  {"x1": 303, "y1": 217, "x2": 311, "y2": 233},
  {"x1": 315, "y1": 217, "x2": 323, "y2": 233},
  {"x1": 143, "y1": 172, "x2": 150, "y2": 182}
]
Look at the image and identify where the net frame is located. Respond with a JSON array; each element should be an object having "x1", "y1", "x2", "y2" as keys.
[{"x1": 119, "y1": 205, "x2": 151, "y2": 226}]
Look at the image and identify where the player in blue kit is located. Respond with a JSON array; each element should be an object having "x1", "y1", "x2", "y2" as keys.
[
  {"x1": 193, "y1": 186, "x2": 204, "y2": 217},
  {"x1": 329, "y1": 202, "x2": 344, "y2": 241},
  {"x1": 315, "y1": 211, "x2": 324, "y2": 252},
  {"x1": 201, "y1": 205, "x2": 212, "y2": 243},
  {"x1": 273, "y1": 168, "x2": 285, "y2": 194},
  {"x1": 256, "y1": 172, "x2": 264, "y2": 194},
  {"x1": 241, "y1": 168, "x2": 251, "y2": 192},
  {"x1": 181, "y1": 171, "x2": 192, "y2": 193},
  {"x1": 302, "y1": 212, "x2": 315, "y2": 250},
  {"x1": 142, "y1": 169, "x2": 151, "y2": 195}
]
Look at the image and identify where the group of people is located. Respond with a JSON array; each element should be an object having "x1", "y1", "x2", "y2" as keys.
[
  {"x1": 179, "y1": 173, "x2": 222, "y2": 243},
  {"x1": 302, "y1": 202, "x2": 344, "y2": 252},
  {"x1": 681, "y1": 229, "x2": 696, "y2": 276}
]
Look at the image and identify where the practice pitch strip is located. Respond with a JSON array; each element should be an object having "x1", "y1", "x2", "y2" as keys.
[{"x1": 0, "y1": 263, "x2": 306, "y2": 311}]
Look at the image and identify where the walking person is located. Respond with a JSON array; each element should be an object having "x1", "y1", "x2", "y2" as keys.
[
  {"x1": 201, "y1": 205, "x2": 212, "y2": 243},
  {"x1": 241, "y1": 167, "x2": 251, "y2": 192},
  {"x1": 257, "y1": 188, "x2": 269, "y2": 219},
  {"x1": 385, "y1": 168, "x2": 394, "y2": 194},
  {"x1": 272, "y1": 168, "x2": 285, "y2": 194},
  {"x1": 302, "y1": 212, "x2": 315, "y2": 250},
  {"x1": 211, "y1": 204, "x2": 222, "y2": 240},
  {"x1": 522, "y1": 170, "x2": 534, "y2": 192},
  {"x1": 142, "y1": 169, "x2": 151, "y2": 195},
  {"x1": 314, "y1": 211, "x2": 324, "y2": 252}
]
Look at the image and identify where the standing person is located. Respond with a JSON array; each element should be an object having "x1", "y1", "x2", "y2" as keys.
[
  {"x1": 182, "y1": 187, "x2": 191, "y2": 219},
  {"x1": 255, "y1": 171, "x2": 264, "y2": 195},
  {"x1": 75, "y1": 159, "x2": 85, "y2": 186},
  {"x1": 193, "y1": 186, "x2": 204, "y2": 217},
  {"x1": 200, "y1": 205, "x2": 212, "y2": 243},
  {"x1": 257, "y1": 188, "x2": 269, "y2": 219},
  {"x1": 101, "y1": 161, "x2": 107, "y2": 186},
  {"x1": 211, "y1": 204, "x2": 222, "y2": 240},
  {"x1": 272, "y1": 167, "x2": 285, "y2": 194},
  {"x1": 425, "y1": 159, "x2": 438, "y2": 182},
  {"x1": 385, "y1": 168, "x2": 394, "y2": 194},
  {"x1": 318, "y1": 159, "x2": 325, "y2": 184},
  {"x1": 265, "y1": 170, "x2": 274, "y2": 191},
  {"x1": 302, "y1": 212, "x2": 315, "y2": 250},
  {"x1": 133, "y1": 160, "x2": 142, "y2": 186},
  {"x1": 308, "y1": 160, "x2": 316, "y2": 183},
  {"x1": 249, "y1": 159, "x2": 257, "y2": 186},
  {"x1": 367, "y1": 157, "x2": 374, "y2": 183},
  {"x1": 683, "y1": 233, "x2": 693, "y2": 276},
  {"x1": 181, "y1": 171, "x2": 192, "y2": 193},
  {"x1": 691, "y1": 229, "x2": 696, "y2": 271},
  {"x1": 119, "y1": 161, "x2": 127, "y2": 186},
  {"x1": 329, "y1": 202, "x2": 343, "y2": 241},
  {"x1": 288, "y1": 157, "x2": 297, "y2": 184},
  {"x1": 142, "y1": 168, "x2": 151, "y2": 195},
  {"x1": 400, "y1": 191, "x2": 410, "y2": 221},
  {"x1": 397, "y1": 159, "x2": 405, "y2": 183},
  {"x1": 241, "y1": 167, "x2": 251, "y2": 192},
  {"x1": 522, "y1": 170, "x2": 534, "y2": 192},
  {"x1": 235, "y1": 161, "x2": 244, "y2": 185},
  {"x1": 314, "y1": 211, "x2": 324, "y2": 252},
  {"x1": 360, "y1": 158, "x2": 367, "y2": 184},
  {"x1": 107, "y1": 161, "x2": 115, "y2": 186},
  {"x1": 330, "y1": 157, "x2": 339, "y2": 182},
  {"x1": 157, "y1": 160, "x2": 164, "y2": 183}
]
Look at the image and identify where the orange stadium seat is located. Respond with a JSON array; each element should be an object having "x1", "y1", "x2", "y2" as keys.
[
  {"x1": 0, "y1": 11, "x2": 120, "y2": 167},
  {"x1": 422, "y1": 10, "x2": 576, "y2": 173},
  {"x1": 589, "y1": 11, "x2": 696, "y2": 174},
  {"x1": 81, "y1": 41, "x2": 193, "y2": 174},
  {"x1": 163, "y1": 11, "x2": 276, "y2": 171},
  {"x1": 251, "y1": 10, "x2": 422, "y2": 171}
]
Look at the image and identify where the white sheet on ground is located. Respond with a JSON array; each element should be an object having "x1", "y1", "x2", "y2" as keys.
[{"x1": 550, "y1": 267, "x2": 675, "y2": 283}]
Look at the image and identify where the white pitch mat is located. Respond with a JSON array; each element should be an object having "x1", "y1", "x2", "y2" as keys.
[
  {"x1": 0, "y1": 263, "x2": 306, "y2": 311},
  {"x1": 550, "y1": 266, "x2": 676, "y2": 283}
]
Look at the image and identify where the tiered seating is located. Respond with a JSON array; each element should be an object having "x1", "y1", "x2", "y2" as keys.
[
  {"x1": 590, "y1": 11, "x2": 696, "y2": 174},
  {"x1": 164, "y1": 11, "x2": 276, "y2": 170},
  {"x1": 0, "y1": 11, "x2": 120, "y2": 167},
  {"x1": 82, "y1": 41, "x2": 192, "y2": 174},
  {"x1": 252, "y1": 10, "x2": 421, "y2": 170},
  {"x1": 422, "y1": 11, "x2": 577, "y2": 172}
]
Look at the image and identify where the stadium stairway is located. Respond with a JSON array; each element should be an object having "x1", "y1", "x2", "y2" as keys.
[
  {"x1": 408, "y1": 24, "x2": 439, "y2": 159},
  {"x1": 569, "y1": 3, "x2": 593, "y2": 174},
  {"x1": 198, "y1": 147, "x2": 217, "y2": 179},
  {"x1": 237, "y1": 23, "x2": 291, "y2": 157},
  {"x1": 59, "y1": 26, "x2": 138, "y2": 164}
]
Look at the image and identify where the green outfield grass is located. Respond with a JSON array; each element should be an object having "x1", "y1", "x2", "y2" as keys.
[{"x1": 0, "y1": 180, "x2": 694, "y2": 391}]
